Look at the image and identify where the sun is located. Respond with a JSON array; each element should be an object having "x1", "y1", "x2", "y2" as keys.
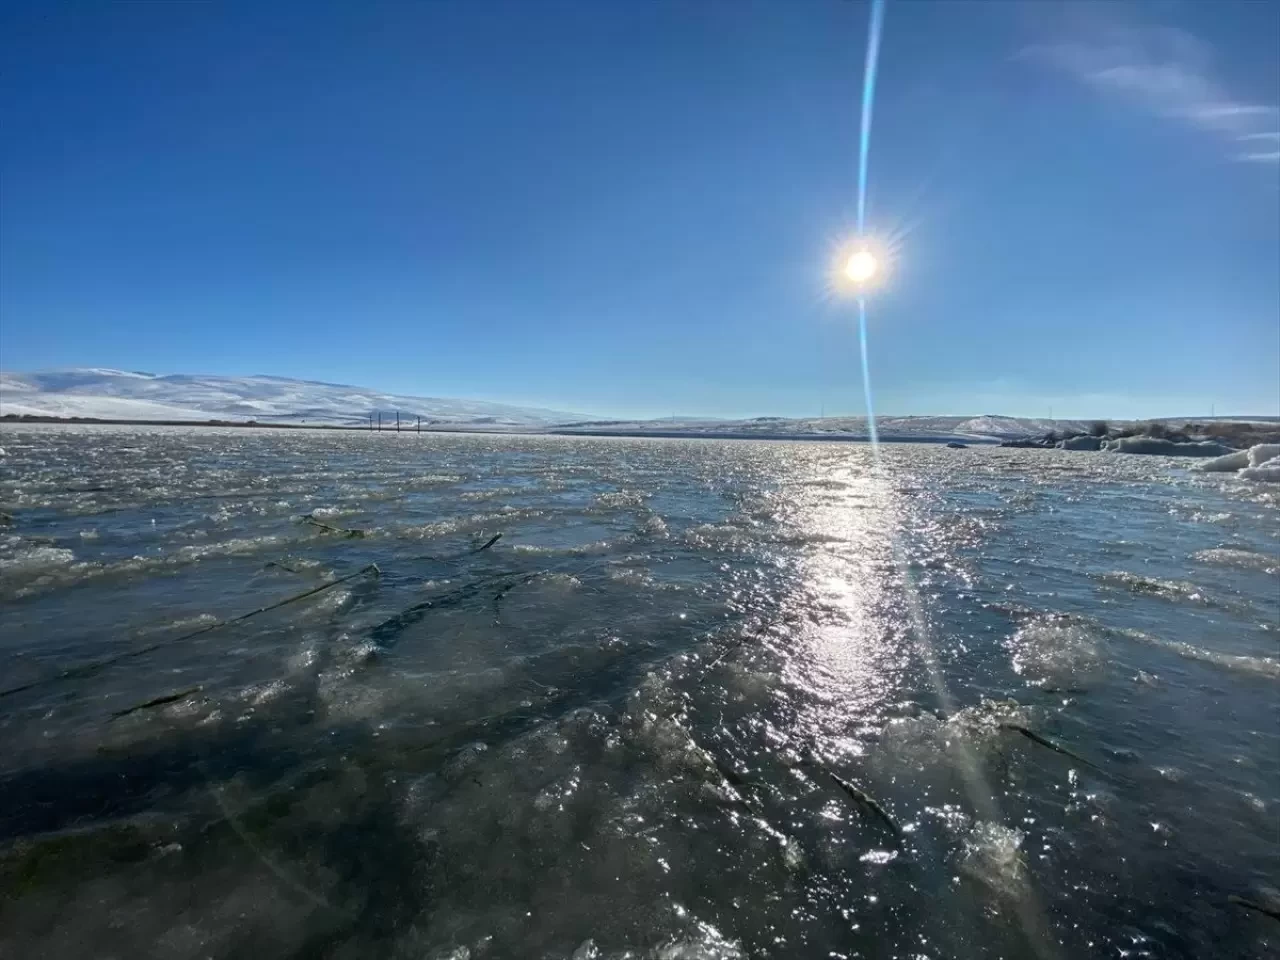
[
  {"x1": 844, "y1": 250, "x2": 878, "y2": 285},
  {"x1": 825, "y1": 234, "x2": 895, "y2": 300}
]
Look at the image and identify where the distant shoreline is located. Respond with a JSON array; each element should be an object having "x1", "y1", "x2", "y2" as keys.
[
  {"x1": 547, "y1": 428, "x2": 991, "y2": 444},
  {"x1": 0, "y1": 414, "x2": 518, "y2": 433},
  {"x1": 1, "y1": 414, "x2": 995, "y2": 444}
]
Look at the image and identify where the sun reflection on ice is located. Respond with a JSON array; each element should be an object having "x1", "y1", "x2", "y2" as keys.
[{"x1": 774, "y1": 462, "x2": 917, "y2": 761}]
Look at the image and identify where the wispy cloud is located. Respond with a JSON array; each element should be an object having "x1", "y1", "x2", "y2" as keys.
[
  {"x1": 1237, "y1": 131, "x2": 1280, "y2": 162},
  {"x1": 1023, "y1": 23, "x2": 1279, "y2": 162}
]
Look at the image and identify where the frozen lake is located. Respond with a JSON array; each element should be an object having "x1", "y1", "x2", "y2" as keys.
[{"x1": 1, "y1": 425, "x2": 1277, "y2": 959}]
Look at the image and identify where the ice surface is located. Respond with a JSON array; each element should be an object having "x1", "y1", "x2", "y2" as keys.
[
  {"x1": 1192, "y1": 548, "x2": 1278, "y2": 572},
  {"x1": 2, "y1": 428, "x2": 1278, "y2": 960},
  {"x1": 1120, "y1": 629, "x2": 1280, "y2": 679}
]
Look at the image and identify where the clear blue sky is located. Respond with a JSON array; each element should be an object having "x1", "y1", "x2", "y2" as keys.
[{"x1": 2, "y1": 1, "x2": 1277, "y2": 420}]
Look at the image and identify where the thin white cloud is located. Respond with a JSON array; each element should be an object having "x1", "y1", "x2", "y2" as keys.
[{"x1": 1023, "y1": 24, "x2": 1279, "y2": 162}]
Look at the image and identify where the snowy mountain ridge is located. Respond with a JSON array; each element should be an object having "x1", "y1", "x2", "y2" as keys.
[
  {"x1": 1, "y1": 368, "x2": 1175, "y2": 442},
  {"x1": 0, "y1": 369, "x2": 585, "y2": 426}
]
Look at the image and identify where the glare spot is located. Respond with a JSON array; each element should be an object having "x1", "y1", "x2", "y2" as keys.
[{"x1": 844, "y1": 250, "x2": 878, "y2": 284}]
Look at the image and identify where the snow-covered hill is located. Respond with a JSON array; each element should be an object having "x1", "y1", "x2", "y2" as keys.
[
  {"x1": 5, "y1": 369, "x2": 1199, "y2": 443},
  {"x1": 0, "y1": 369, "x2": 584, "y2": 426},
  {"x1": 553, "y1": 414, "x2": 1090, "y2": 442}
]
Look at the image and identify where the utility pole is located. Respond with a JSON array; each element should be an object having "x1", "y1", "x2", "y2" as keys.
[
  {"x1": 396, "y1": 410, "x2": 400, "y2": 433},
  {"x1": 377, "y1": 412, "x2": 381, "y2": 432},
  {"x1": 416, "y1": 416, "x2": 421, "y2": 434}
]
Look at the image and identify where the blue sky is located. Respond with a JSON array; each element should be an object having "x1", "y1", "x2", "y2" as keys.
[{"x1": 1, "y1": 0, "x2": 1276, "y2": 420}]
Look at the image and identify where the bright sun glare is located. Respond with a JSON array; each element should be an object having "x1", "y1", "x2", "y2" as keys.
[{"x1": 844, "y1": 250, "x2": 878, "y2": 285}]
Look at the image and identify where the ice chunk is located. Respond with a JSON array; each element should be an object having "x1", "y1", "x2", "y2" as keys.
[
  {"x1": 1103, "y1": 437, "x2": 1236, "y2": 457},
  {"x1": 1193, "y1": 444, "x2": 1280, "y2": 475},
  {"x1": 1248, "y1": 444, "x2": 1280, "y2": 467},
  {"x1": 1194, "y1": 449, "x2": 1250, "y2": 472},
  {"x1": 1060, "y1": 435, "x2": 1102, "y2": 451},
  {"x1": 1240, "y1": 456, "x2": 1280, "y2": 483},
  {"x1": 958, "y1": 821, "x2": 1027, "y2": 899},
  {"x1": 1007, "y1": 616, "x2": 1102, "y2": 686}
]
